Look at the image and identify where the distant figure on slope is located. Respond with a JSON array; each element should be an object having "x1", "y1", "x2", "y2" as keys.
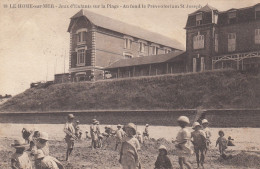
[
  {"x1": 11, "y1": 139, "x2": 32, "y2": 169},
  {"x1": 175, "y1": 116, "x2": 193, "y2": 169},
  {"x1": 191, "y1": 122, "x2": 207, "y2": 169},
  {"x1": 64, "y1": 114, "x2": 76, "y2": 161},
  {"x1": 154, "y1": 145, "x2": 173, "y2": 169},
  {"x1": 201, "y1": 119, "x2": 211, "y2": 154},
  {"x1": 119, "y1": 123, "x2": 141, "y2": 169}
]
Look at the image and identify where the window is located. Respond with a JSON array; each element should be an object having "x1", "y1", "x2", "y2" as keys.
[
  {"x1": 255, "y1": 5, "x2": 260, "y2": 19},
  {"x1": 124, "y1": 52, "x2": 133, "y2": 59},
  {"x1": 196, "y1": 13, "x2": 202, "y2": 26},
  {"x1": 215, "y1": 34, "x2": 218, "y2": 52},
  {"x1": 139, "y1": 42, "x2": 145, "y2": 53},
  {"x1": 193, "y1": 34, "x2": 204, "y2": 49},
  {"x1": 228, "y1": 11, "x2": 237, "y2": 24},
  {"x1": 124, "y1": 38, "x2": 132, "y2": 49},
  {"x1": 152, "y1": 46, "x2": 158, "y2": 55},
  {"x1": 164, "y1": 48, "x2": 171, "y2": 54},
  {"x1": 228, "y1": 33, "x2": 236, "y2": 52},
  {"x1": 77, "y1": 49, "x2": 85, "y2": 65},
  {"x1": 78, "y1": 31, "x2": 87, "y2": 43},
  {"x1": 255, "y1": 29, "x2": 260, "y2": 44}
]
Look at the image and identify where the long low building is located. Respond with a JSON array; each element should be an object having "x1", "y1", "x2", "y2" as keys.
[{"x1": 105, "y1": 51, "x2": 187, "y2": 78}]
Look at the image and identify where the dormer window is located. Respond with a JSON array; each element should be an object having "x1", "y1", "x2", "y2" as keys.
[
  {"x1": 196, "y1": 13, "x2": 202, "y2": 26},
  {"x1": 164, "y1": 47, "x2": 171, "y2": 54},
  {"x1": 76, "y1": 28, "x2": 88, "y2": 44},
  {"x1": 123, "y1": 52, "x2": 133, "y2": 59},
  {"x1": 228, "y1": 11, "x2": 237, "y2": 24},
  {"x1": 138, "y1": 40, "x2": 147, "y2": 53},
  {"x1": 124, "y1": 36, "x2": 133, "y2": 49},
  {"x1": 255, "y1": 5, "x2": 260, "y2": 19},
  {"x1": 151, "y1": 44, "x2": 159, "y2": 55}
]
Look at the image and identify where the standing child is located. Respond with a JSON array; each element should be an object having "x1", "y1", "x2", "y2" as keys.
[
  {"x1": 216, "y1": 130, "x2": 228, "y2": 156},
  {"x1": 11, "y1": 139, "x2": 32, "y2": 169},
  {"x1": 175, "y1": 116, "x2": 193, "y2": 169},
  {"x1": 201, "y1": 119, "x2": 211, "y2": 154},
  {"x1": 90, "y1": 119, "x2": 98, "y2": 149},
  {"x1": 154, "y1": 145, "x2": 173, "y2": 169},
  {"x1": 115, "y1": 124, "x2": 124, "y2": 151},
  {"x1": 191, "y1": 122, "x2": 207, "y2": 168},
  {"x1": 119, "y1": 123, "x2": 141, "y2": 169},
  {"x1": 64, "y1": 114, "x2": 76, "y2": 161}
]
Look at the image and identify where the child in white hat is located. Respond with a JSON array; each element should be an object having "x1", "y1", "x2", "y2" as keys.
[
  {"x1": 119, "y1": 123, "x2": 141, "y2": 169},
  {"x1": 202, "y1": 119, "x2": 211, "y2": 154},
  {"x1": 191, "y1": 122, "x2": 207, "y2": 168},
  {"x1": 64, "y1": 114, "x2": 76, "y2": 161},
  {"x1": 175, "y1": 116, "x2": 193, "y2": 169},
  {"x1": 11, "y1": 139, "x2": 32, "y2": 169},
  {"x1": 154, "y1": 145, "x2": 173, "y2": 169}
]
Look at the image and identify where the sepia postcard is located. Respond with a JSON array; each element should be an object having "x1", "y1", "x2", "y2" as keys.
[{"x1": 0, "y1": 0, "x2": 259, "y2": 168}]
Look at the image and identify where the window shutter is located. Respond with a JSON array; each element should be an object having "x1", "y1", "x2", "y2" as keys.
[
  {"x1": 201, "y1": 57, "x2": 205, "y2": 71},
  {"x1": 71, "y1": 52, "x2": 77, "y2": 68},
  {"x1": 83, "y1": 31, "x2": 87, "y2": 41},
  {"x1": 193, "y1": 58, "x2": 197, "y2": 72}
]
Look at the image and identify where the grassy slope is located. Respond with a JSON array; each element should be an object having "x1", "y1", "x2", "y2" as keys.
[{"x1": 1, "y1": 70, "x2": 260, "y2": 112}]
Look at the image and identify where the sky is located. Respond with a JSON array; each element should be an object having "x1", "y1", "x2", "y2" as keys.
[{"x1": 0, "y1": 0, "x2": 258, "y2": 96}]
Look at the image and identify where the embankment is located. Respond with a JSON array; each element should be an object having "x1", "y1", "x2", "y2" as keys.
[{"x1": 0, "y1": 70, "x2": 259, "y2": 112}]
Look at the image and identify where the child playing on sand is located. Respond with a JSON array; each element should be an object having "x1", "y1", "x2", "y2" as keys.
[
  {"x1": 119, "y1": 123, "x2": 141, "y2": 169},
  {"x1": 11, "y1": 139, "x2": 32, "y2": 169},
  {"x1": 202, "y1": 119, "x2": 211, "y2": 154},
  {"x1": 35, "y1": 149, "x2": 64, "y2": 169},
  {"x1": 154, "y1": 145, "x2": 173, "y2": 169},
  {"x1": 227, "y1": 136, "x2": 235, "y2": 146},
  {"x1": 175, "y1": 116, "x2": 193, "y2": 169},
  {"x1": 216, "y1": 130, "x2": 228, "y2": 156},
  {"x1": 191, "y1": 122, "x2": 207, "y2": 168}
]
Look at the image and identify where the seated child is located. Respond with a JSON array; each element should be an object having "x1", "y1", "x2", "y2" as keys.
[
  {"x1": 191, "y1": 122, "x2": 207, "y2": 168},
  {"x1": 227, "y1": 136, "x2": 235, "y2": 146},
  {"x1": 35, "y1": 149, "x2": 64, "y2": 169},
  {"x1": 216, "y1": 130, "x2": 228, "y2": 156},
  {"x1": 154, "y1": 145, "x2": 173, "y2": 169},
  {"x1": 11, "y1": 139, "x2": 32, "y2": 169}
]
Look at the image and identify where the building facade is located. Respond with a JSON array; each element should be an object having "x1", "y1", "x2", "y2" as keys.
[
  {"x1": 67, "y1": 10, "x2": 183, "y2": 82},
  {"x1": 185, "y1": 4, "x2": 260, "y2": 72}
]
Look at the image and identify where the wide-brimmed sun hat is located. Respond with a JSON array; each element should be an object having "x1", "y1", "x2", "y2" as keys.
[
  {"x1": 124, "y1": 123, "x2": 136, "y2": 135},
  {"x1": 117, "y1": 124, "x2": 121, "y2": 128},
  {"x1": 146, "y1": 124, "x2": 149, "y2": 127},
  {"x1": 202, "y1": 119, "x2": 209, "y2": 124},
  {"x1": 192, "y1": 122, "x2": 202, "y2": 129},
  {"x1": 68, "y1": 114, "x2": 75, "y2": 119},
  {"x1": 159, "y1": 145, "x2": 167, "y2": 151},
  {"x1": 76, "y1": 120, "x2": 80, "y2": 123},
  {"x1": 35, "y1": 149, "x2": 45, "y2": 159},
  {"x1": 38, "y1": 132, "x2": 49, "y2": 141},
  {"x1": 96, "y1": 121, "x2": 100, "y2": 125},
  {"x1": 11, "y1": 139, "x2": 28, "y2": 148},
  {"x1": 177, "y1": 116, "x2": 190, "y2": 124},
  {"x1": 92, "y1": 119, "x2": 97, "y2": 124}
]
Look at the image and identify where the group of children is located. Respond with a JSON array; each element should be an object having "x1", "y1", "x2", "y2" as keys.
[
  {"x1": 13, "y1": 114, "x2": 235, "y2": 169},
  {"x1": 12, "y1": 130, "x2": 64, "y2": 169}
]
